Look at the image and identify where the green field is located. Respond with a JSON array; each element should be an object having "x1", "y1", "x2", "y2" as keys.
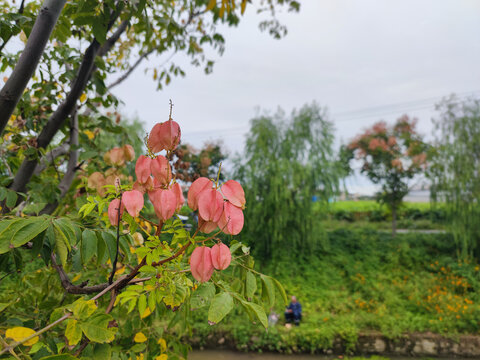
[{"x1": 328, "y1": 200, "x2": 432, "y2": 212}]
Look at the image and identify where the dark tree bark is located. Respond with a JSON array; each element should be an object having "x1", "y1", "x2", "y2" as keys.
[
  {"x1": 40, "y1": 110, "x2": 79, "y2": 215},
  {"x1": 8, "y1": 40, "x2": 100, "y2": 196},
  {"x1": 34, "y1": 143, "x2": 70, "y2": 175},
  {"x1": 0, "y1": 0, "x2": 67, "y2": 136},
  {"x1": 2, "y1": 19, "x2": 129, "y2": 213}
]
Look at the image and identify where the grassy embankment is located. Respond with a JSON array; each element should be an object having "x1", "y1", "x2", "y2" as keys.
[{"x1": 190, "y1": 219, "x2": 479, "y2": 354}]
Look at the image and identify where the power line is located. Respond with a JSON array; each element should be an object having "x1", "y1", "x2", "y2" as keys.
[{"x1": 181, "y1": 90, "x2": 480, "y2": 140}]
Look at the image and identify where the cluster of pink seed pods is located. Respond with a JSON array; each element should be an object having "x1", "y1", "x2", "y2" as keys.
[
  {"x1": 188, "y1": 177, "x2": 245, "y2": 235},
  {"x1": 106, "y1": 119, "x2": 184, "y2": 225},
  {"x1": 105, "y1": 116, "x2": 246, "y2": 284},
  {"x1": 190, "y1": 243, "x2": 232, "y2": 282}
]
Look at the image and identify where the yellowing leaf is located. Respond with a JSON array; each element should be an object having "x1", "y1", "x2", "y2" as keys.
[
  {"x1": 65, "y1": 319, "x2": 82, "y2": 346},
  {"x1": 157, "y1": 338, "x2": 167, "y2": 352},
  {"x1": 163, "y1": 294, "x2": 180, "y2": 308},
  {"x1": 19, "y1": 30, "x2": 27, "y2": 43},
  {"x1": 143, "y1": 221, "x2": 152, "y2": 233},
  {"x1": 115, "y1": 266, "x2": 125, "y2": 275},
  {"x1": 133, "y1": 232, "x2": 144, "y2": 246},
  {"x1": 241, "y1": 0, "x2": 247, "y2": 14},
  {"x1": 206, "y1": 0, "x2": 216, "y2": 11},
  {"x1": 84, "y1": 130, "x2": 95, "y2": 140},
  {"x1": 80, "y1": 93, "x2": 87, "y2": 102},
  {"x1": 155, "y1": 355, "x2": 168, "y2": 360},
  {"x1": 141, "y1": 307, "x2": 152, "y2": 319},
  {"x1": 72, "y1": 274, "x2": 81, "y2": 282},
  {"x1": 134, "y1": 332, "x2": 147, "y2": 343},
  {"x1": 5, "y1": 327, "x2": 39, "y2": 346}
]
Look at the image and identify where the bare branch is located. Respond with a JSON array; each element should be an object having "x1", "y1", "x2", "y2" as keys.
[
  {"x1": 34, "y1": 143, "x2": 70, "y2": 176},
  {"x1": 108, "y1": 48, "x2": 155, "y2": 90},
  {"x1": 107, "y1": 7, "x2": 202, "y2": 90},
  {"x1": 40, "y1": 109, "x2": 80, "y2": 214},
  {"x1": 4, "y1": 12, "x2": 127, "y2": 212},
  {"x1": 51, "y1": 254, "x2": 109, "y2": 294},
  {"x1": 98, "y1": 20, "x2": 129, "y2": 58}
]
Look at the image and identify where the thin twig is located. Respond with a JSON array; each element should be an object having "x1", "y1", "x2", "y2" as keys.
[
  {"x1": 109, "y1": 194, "x2": 123, "y2": 284},
  {"x1": 0, "y1": 313, "x2": 72, "y2": 355},
  {"x1": 106, "y1": 290, "x2": 117, "y2": 314},
  {"x1": 0, "y1": 335, "x2": 20, "y2": 359},
  {"x1": 151, "y1": 228, "x2": 198, "y2": 267},
  {"x1": 51, "y1": 254, "x2": 109, "y2": 294},
  {"x1": 73, "y1": 339, "x2": 89, "y2": 357}
]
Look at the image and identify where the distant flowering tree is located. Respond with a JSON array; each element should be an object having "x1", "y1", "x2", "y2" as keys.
[{"x1": 348, "y1": 116, "x2": 428, "y2": 235}]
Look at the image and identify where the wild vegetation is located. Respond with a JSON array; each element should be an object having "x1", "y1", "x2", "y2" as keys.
[{"x1": 189, "y1": 229, "x2": 480, "y2": 353}]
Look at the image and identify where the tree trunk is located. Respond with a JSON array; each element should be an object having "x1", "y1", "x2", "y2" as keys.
[
  {"x1": 7, "y1": 40, "x2": 100, "y2": 196},
  {"x1": 392, "y1": 204, "x2": 397, "y2": 237},
  {"x1": 40, "y1": 110, "x2": 79, "y2": 215},
  {"x1": 0, "y1": 0, "x2": 67, "y2": 136},
  {"x1": 1, "y1": 18, "x2": 128, "y2": 214}
]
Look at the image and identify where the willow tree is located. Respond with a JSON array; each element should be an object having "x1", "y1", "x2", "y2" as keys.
[
  {"x1": 429, "y1": 97, "x2": 480, "y2": 259},
  {"x1": 234, "y1": 103, "x2": 340, "y2": 261}
]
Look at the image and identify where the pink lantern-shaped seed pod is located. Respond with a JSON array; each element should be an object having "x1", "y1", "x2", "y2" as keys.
[
  {"x1": 148, "y1": 120, "x2": 181, "y2": 153},
  {"x1": 135, "y1": 155, "x2": 152, "y2": 184},
  {"x1": 190, "y1": 246, "x2": 214, "y2": 282},
  {"x1": 187, "y1": 177, "x2": 213, "y2": 211},
  {"x1": 151, "y1": 155, "x2": 172, "y2": 186},
  {"x1": 123, "y1": 144, "x2": 135, "y2": 161},
  {"x1": 149, "y1": 187, "x2": 177, "y2": 221},
  {"x1": 132, "y1": 176, "x2": 154, "y2": 194},
  {"x1": 108, "y1": 198, "x2": 124, "y2": 226},
  {"x1": 122, "y1": 190, "x2": 144, "y2": 218},
  {"x1": 218, "y1": 201, "x2": 244, "y2": 235},
  {"x1": 211, "y1": 243, "x2": 231, "y2": 270},
  {"x1": 172, "y1": 182, "x2": 185, "y2": 212},
  {"x1": 198, "y1": 218, "x2": 218, "y2": 234},
  {"x1": 221, "y1": 180, "x2": 246, "y2": 209},
  {"x1": 198, "y1": 188, "x2": 224, "y2": 223},
  {"x1": 109, "y1": 147, "x2": 125, "y2": 166}
]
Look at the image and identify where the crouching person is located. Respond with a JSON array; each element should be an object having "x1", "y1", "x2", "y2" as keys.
[{"x1": 285, "y1": 295, "x2": 302, "y2": 326}]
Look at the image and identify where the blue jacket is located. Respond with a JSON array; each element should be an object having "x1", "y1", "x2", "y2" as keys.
[{"x1": 287, "y1": 302, "x2": 302, "y2": 317}]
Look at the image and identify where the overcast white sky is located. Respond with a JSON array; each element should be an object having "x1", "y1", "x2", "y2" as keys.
[{"x1": 112, "y1": 0, "x2": 480, "y2": 194}]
